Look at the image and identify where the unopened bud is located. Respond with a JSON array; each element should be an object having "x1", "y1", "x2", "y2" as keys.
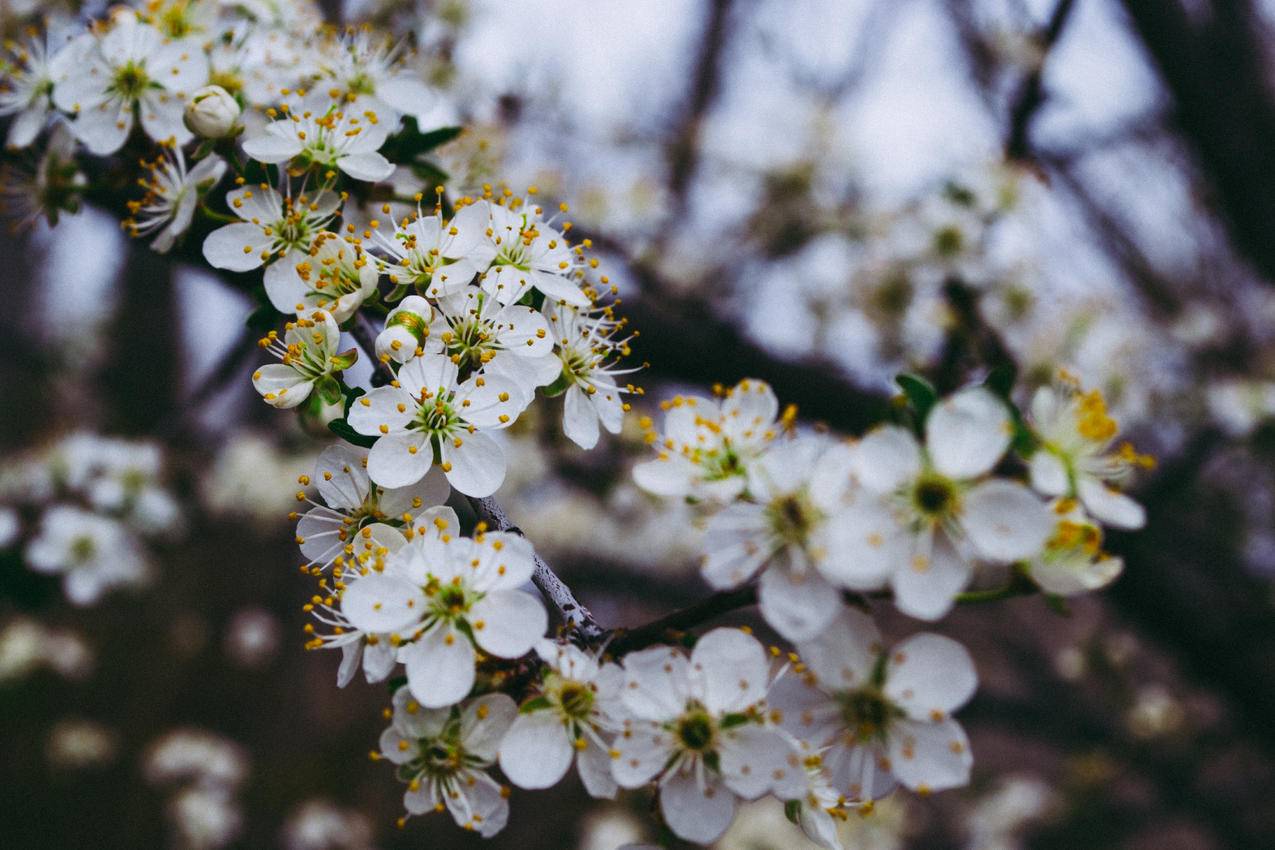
[{"x1": 184, "y1": 85, "x2": 241, "y2": 139}]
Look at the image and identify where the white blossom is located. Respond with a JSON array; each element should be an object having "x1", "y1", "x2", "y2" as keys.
[
  {"x1": 544, "y1": 302, "x2": 635, "y2": 450},
  {"x1": 252, "y1": 311, "x2": 357, "y2": 409},
  {"x1": 339, "y1": 527, "x2": 547, "y2": 707},
  {"x1": 202, "y1": 183, "x2": 341, "y2": 304},
  {"x1": 25, "y1": 505, "x2": 149, "y2": 605},
  {"x1": 347, "y1": 352, "x2": 524, "y2": 496},
  {"x1": 293, "y1": 443, "x2": 449, "y2": 573},
  {"x1": 771, "y1": 609, "x2": 977, "y2": 803},
  {"x1": 473, "y1": 198, "x2": 591, "y2": 306},
  {"x1": 1027, "y1": 499, "x2": 1123, "y2": 595},
  {"x1": 426, "y1": 285, "x2": 560, "y2": 403},
  {"x1": 499, "y1": 640, "x2": 625, "y2": 797},
  {"x1": 242, "y1": 92, "x2": 394, "y2": 182},
  {"x1": 269, "y1": 231, "x2": 380, "y2": 323},
  {"x1": 838, "y1": 387, "x2": 1053, "y2": 620},
  {"x1": 51, "y1": 22, "x2": 209, "y2": 154},
  {"x1": 369, "y1": 200, "x2": 490, "y2": 298},
  {"x1": 611, "y1": 628, "x2": 805, "y2": 845},
  {"x1": 633, "y1": 378, "x2": 782, "y2": 502},
  {"x1": 699, "y1": 437, "x2": 860, "y2": 642},
  {"x1": 375, "y1": 295, "x2": 432, "y2": 365},
  {"x1": 125, "y1": 145, "x2": 226, "y2": 253},
  {"x1": 1027, "y1": 375, "x2": 1150, "y2": 530},
  {"x1": 378, "y1": 689, "x2": 516, "y2": 836}
]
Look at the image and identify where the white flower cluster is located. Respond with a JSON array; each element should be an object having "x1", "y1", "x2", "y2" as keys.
[
  {"x1": 623, "y1": 373, "x2": 1148, "y2": 845},
  {"x1": 144, "y1": 727, "x2": 251, "y2": 850},
  {"x1": 2, "y1": 6, "x2": 1159, "y2": 848},
  {"x1": 0, "y1": 432, "x2": 181, "y2": 605}
]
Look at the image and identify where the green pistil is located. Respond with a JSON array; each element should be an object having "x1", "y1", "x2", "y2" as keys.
[{"x1": 110, "y1": 62, "x2": 151, "y2": 99}]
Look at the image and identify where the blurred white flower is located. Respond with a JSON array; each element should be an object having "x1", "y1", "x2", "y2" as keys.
[
  {"x1": 25, "y1": 505, "x2": 150, "y2": 605},
  {"x1": 46, "y1": 718, "x2": 118, "y2": 771},
  {"x1": 281, "y1": 799, "x2": 376, "y2": 850}
]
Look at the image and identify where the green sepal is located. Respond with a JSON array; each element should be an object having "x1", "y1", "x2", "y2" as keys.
[
  {"x1": 328, "y1": 417, "x2": 378, "y2": 449},
  {"x1": 519, "y1": 696, "x2": 552, "y2": 714},
  {"x1": 541, "y1": 371, "x2": 571, "y2": 398},
  {"x1": 895, "y1": 372, "x2": 937, "y2": 422},
  {"x1": 316, "y1": 375, "x2": 344, "y2": 406},
  {"x1": 718, "y1": 713, "x2": 751, "y2": 730},
  {"x1": 387, "y1": 675, "x2": 408, "y2": 693},
  {"x1": 784, "y1": 799, "x2": 803, "y2": 825},
  {"x1": 329, "y1": 347, "x2": 360, "y2": 371}
]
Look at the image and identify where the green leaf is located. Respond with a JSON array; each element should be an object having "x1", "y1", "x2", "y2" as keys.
[
  {"x1": 895, "y1": 372, "x2": 938, "y2": 421},
  {"x1": 784, "y1": 800, "x2": 803, "y2": 826},
  {"x1": 343, "y1": 386, "x2": 366, "y2": 418},
  {"x1": 387, "y1": 675, "x2": 407, "y2": 693},
  {"x1": 245, "y1": 304, "x2": 279, "y2": 333},
  {"x1": 382, "y1": 118, "x2": 462, "y2": 164},
  {"x1": 328, "y1": 417, "x2": 378, "y2": 449},
  {"x1": 983, "y1": 362, "x2": 1017, "y2": 400},
  {"x1": 410, "y1": 160, "x2": 450, "y2": 187}
]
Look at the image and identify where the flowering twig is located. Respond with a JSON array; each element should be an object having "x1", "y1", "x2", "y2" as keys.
[
  {"x1": 347, "y1": 310, "x2": 607, "y2": 644},
  {"x1": 607, "y1": 585, "x2": 758, "y2": 656}
]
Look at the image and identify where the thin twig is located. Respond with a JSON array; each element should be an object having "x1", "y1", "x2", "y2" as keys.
[{"x1": 607, "y1": 585, "x2": 758, "y2": 656}]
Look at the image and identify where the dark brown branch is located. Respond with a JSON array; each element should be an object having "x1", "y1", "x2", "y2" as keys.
[
  {"x1": 607, "y1": 585, "x2": 758, "y2": 656},
  {"x1": 1005, "y1": 0, "x2": 1078, "y2": 160}
]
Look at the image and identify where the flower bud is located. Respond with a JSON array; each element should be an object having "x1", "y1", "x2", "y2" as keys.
[
  {"x1": 376, "y1": 296, "x2": 432, "y2": 364},
  {"x1": 184, "y1": 86, "x2": 240, "y2": 139}
]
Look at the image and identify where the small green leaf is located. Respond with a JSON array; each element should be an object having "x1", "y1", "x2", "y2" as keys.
[
  {"x1": 784, "y1": 800, "x2": 803, "y2": 825},
  {"x1": 328, "y1": 417, "x2": 378, "y2": 448},
  {"x1": 895, "y1": 372, "x2": 938, "y2": 421},
  {"x1": 387, "y1": 675, "x2": 407, "y2": 693},
  {"x1": 983, "y1": 362, "x2": 1017, "y2": 400},
  {"x1": 343, "y1": 386, "x2": 366, "y2": 417}
]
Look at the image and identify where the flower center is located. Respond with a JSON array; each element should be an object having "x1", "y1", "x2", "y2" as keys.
[
  {"x1": 70, "y1": 536, "x2": 96, "y2": 562},
  {"x1": 556, "y1": 681, "x2": 594, "y2": 720},
  {"x1": 839, "y1": 688, "x2": 899, "y2": 742},
  {"x1": 767, "y1": 492, "x2": 818, "y2": 545},
  {"x1": 675, "y1": 710, "x2": 716, "y2": 753},
  {"x1": 911, "y1": 473, "x2": 957, "y2": 519},
  {"x1": 933, "y1": 225, "x2": 963, "y2": 257},
  {"x1": 110, "y1": 62, "x2": 150, "y2": 99}
]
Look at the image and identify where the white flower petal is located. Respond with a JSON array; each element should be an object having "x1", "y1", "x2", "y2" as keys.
[
  {"x1": 440, "y1": 431, "x2": 505, "y2": 497},
  {"x1": 366, "y1": 431, "x2": 432, "y2": 490},
  {"x1": 460, "y1": 692, "x2": 518, "y2": 760},
  {"x1": 796, "y1": 607, "x2": 881, "y2": 691},
  {"x1": 962, "y1": 479, "x2": 1053, "y2": 563},
  {"x1": 926, "y1": 387, "x2": 1011, "y2": 480},
  {"x1": 620, "y1": 646, "x2": 691, "y2": 721},
  {"x1": 719, "y1": 725, "x2": 804, "y2": 800},
  {"x1": 890, "y1": 532, "x2": 971, "y2": 621},
  {"x1": 757, "y1": 566, "x2": 841, "y2": 643},
  {"x1": 402, "y1": 625, "x2": 475, "y2": 708},
  {"x1": 854, "y1": 426, "x2": 923, "y2": 492},
  {"x1": 1077, "y1": 477, "x2": 1146, "y2": 530},
  {"x1": 690, "y1": 627, "x2": 770, "y2": 715},
  {"x1": 563, "y1": 385, "x2": 600, "y2": 449},
  {"x1": 884, "y1": 633, "x2": 977, "y2": 720},
  {"x1": 1029, "y1": 450, "x2": 1070, "y2": 496},
  {"x1": 340, "y1": 573, "x2": 424, "y2": 633},
  {"x1": 660, "y1": 771, "x2": 736, "y2": 845},
  {"x1": 469, "y1": 590, "x2": 547, "y2": 658},
  {"x1": 885, "y1": 718, "x2": 973, "y2": 792},
  {"x1": 498, "y1": 711, "x2": 574, "y2": 790}
]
